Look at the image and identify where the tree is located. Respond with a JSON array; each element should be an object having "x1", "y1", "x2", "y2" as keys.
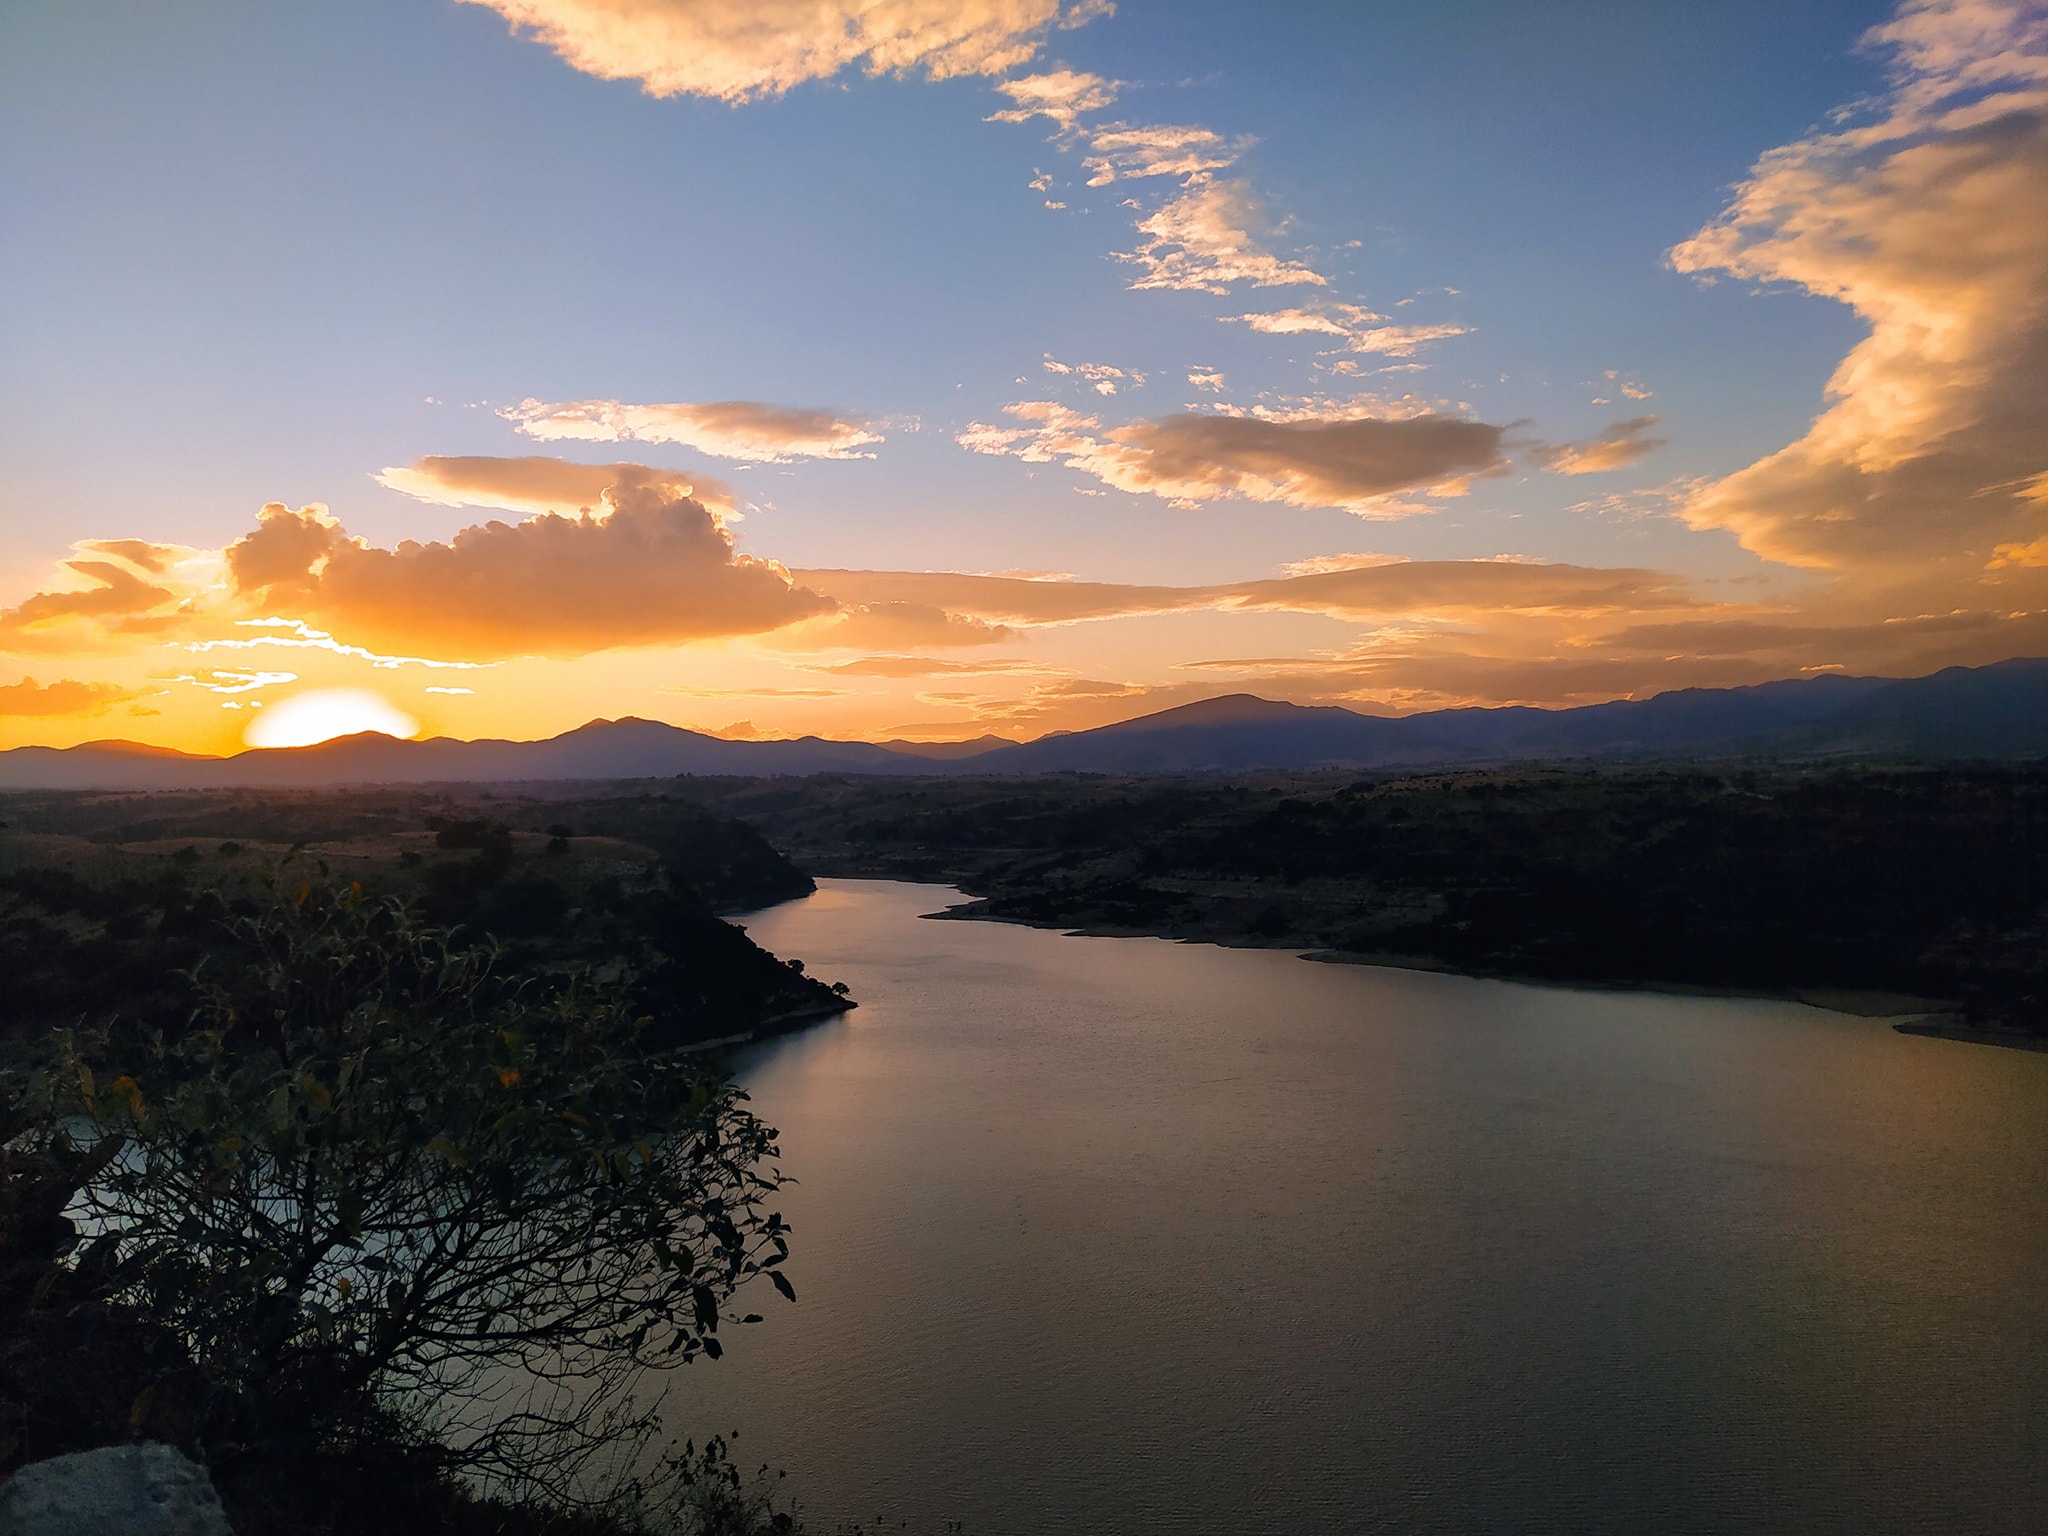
[{"x1": 36, "y1": 877, "x2": 795, "y2": 1511}]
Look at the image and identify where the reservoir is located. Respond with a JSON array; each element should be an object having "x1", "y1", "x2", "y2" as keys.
[{"x1": 675, "y1": 879, "x2": 2047, "y2": 1534}]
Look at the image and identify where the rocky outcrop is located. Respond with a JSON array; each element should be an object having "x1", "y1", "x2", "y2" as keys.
[{"x1": 0, "y1": 1443, "x2": 231, "y2": 1535}]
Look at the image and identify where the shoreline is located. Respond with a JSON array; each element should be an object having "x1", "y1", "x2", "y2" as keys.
[
  {"x1": 917, "y1": 894, "x2": 2000, "y2": 1035},
  {"x1": 1891, "y1": 1018, "x2": 2048, "y2": 1053}
]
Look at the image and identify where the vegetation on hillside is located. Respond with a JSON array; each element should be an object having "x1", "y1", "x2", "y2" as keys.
[
  {"x1": 0, "y1": 788, "x2": 846, "y2": 1051},
  {"x1": 675, "y1": 766, "x2": 2048, "y2": 1030}
]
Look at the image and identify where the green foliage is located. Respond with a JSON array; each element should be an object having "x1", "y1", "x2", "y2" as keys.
[{"x1": 33, "y1": 877, "x2": 796, "y2": 1505}]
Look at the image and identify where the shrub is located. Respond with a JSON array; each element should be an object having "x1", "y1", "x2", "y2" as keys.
[{"x1": 34, "y1": 878, "x2": 795, "y2": 1513}]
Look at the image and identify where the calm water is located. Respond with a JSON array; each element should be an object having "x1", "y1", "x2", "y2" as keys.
[{"x1": 669, "y1": 879, "x2": 2047, "y2": 1534}]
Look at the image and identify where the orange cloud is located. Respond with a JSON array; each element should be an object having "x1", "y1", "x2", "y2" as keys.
[
  {"x1": 374, "y1": 455, "x2": 737, "y2": 517},
  {"x1": 958, "y1": 403, "x2": 1508, "y2": 514},
  {"x1": 1082, "y1": 123, "x2": 1247, "y2": 186},
  {"x1": 1119, "y1": 178, "x2": 1328, "y2": 294},
  {"x1": 813, "y1": 655, "x2": 1052, "y2": 677},
  {"x1": 1535, "y1": 416, "x2": 1666, "y2": 476},
  {"x1": 1669, "y1": 0, "x2": 2048, "y2": 582},
  {"x1": 500, "y1": 398, "x2": 883, "y2": 462},
  {"x1": 774, "y1": 601, "x2": 1017, "y2": 651},
  {"x1": 0, "y1": 555, "x2": 184, "y2": 653},
  {"x1": 460, "y1": 0, "x2": 1109, "y2": 103},
  {"x1": 1228, "y1": 304, "x2": 1471, "y2": 358},
  {"x1": 226, "y1": 484, "x2": 833, "y2": 661},
  {"x1": 986, "y1": 68, "x2": 1119, "y2": 131},
  {"x1": 0, "y1": 676, "x2": 138, "y2": 716},
  {"x1": 797, "y1": 558, "x2": 1697, "y2": 630}
]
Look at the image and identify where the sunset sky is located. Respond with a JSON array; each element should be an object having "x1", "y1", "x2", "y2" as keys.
[{"x1": 4, "y1": 0, "x2": 2047, "y2": 752}]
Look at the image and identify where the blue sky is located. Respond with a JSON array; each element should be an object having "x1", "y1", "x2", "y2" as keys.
[{"x1": 4, "y1": 0, "x2": 2044, "y2": 749}]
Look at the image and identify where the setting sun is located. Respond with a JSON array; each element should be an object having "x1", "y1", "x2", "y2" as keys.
[{"x1": 244, "y1": 688, "x2": 420, "y2": 749}]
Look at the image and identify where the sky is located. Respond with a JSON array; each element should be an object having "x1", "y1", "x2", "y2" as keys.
[{"x1": 3, "y1": 0, "x2": 2047, "y2": 753}]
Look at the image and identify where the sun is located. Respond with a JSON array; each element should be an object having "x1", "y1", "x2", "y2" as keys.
[{"x1": 244, "y1": 689, "x2": 420, "y2": 749}]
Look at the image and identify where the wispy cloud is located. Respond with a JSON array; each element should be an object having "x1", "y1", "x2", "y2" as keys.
[
  {"x1": 462, "y1": 0, "x2": 1112, "y2": 104},
  {"x1": 1228, "y1": 304, "x2": 1471, "y2": 357},
  {"x1": 500, "y1": 399, "x2": 883, "y2": 462},
  {"x1": 811, "y1": 655, "x2": 1053, "y2": 677},
  {"x1": 182, "y1": 619, "x2": 494, "y2": 672},
  {"x1": 1534, "y1": 415, "x2": 1666, "y2": 476}
]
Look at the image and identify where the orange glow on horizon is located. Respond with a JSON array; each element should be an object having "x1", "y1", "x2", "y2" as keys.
[{"x1": 244, "y1": 689, "x2": 421, "y2": 750}]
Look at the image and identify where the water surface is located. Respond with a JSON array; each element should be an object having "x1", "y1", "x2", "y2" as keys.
[{"x1": 671, "y1": 880, "x2": 2046, "y2": 1534}]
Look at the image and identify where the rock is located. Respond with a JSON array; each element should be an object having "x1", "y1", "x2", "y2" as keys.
[{"x1": 0, "y1": 1443, "x2": 232, "y2": 1535}]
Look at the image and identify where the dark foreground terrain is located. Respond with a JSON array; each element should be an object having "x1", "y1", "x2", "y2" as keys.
[
  {"x1": 0, "y1": 784, "x2": 850, "y2": 1052},
  {"x1": 677, "y1": 765, "x2": 2048, "y2": 1037},
  {"x1": 0, "y1": 786, "x2": 854, "y2": 1533}
]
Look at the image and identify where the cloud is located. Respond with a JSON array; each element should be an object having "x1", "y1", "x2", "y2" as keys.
[
  {"x1": 987, "y1": 68, "x2": 1118, "y2": 130},
  {"x1": 1229, "y1": 303, "x2": 1471, "y2": 357},
  {"x1": 795, "y1": 567, "x2": 1201, "y2": 625},
  {"x1": 224, "y1": 486, "x2": 834, "y2": 661},
  {"x1": 0, "y1": 553, "x2": 185, "y2": 652},
  {"x1": 1667, "y1": 0, "x2": 2048, "y2": 582},
  {"x1": 461, "y1": 0, "x2": 1111, "y2": 104},
  {"x1": 1279, "y1": 552, "x2": 1409, "y2": 576},
  {"x1": 1535, "y1": 415, "x2": 1667, "y2": 475},
  {"x1": 0, "y1": 676, "x2": 137, "y2": 716},
  {"x1": 774, "y1": 601, "x2": 1018, "y2": 651},
  {"x1": 182, "y1": 619, "x2": 492, "y2": 673},
  {"x1": 958, "y1": 402, "x2": 1509, "y2": 514},
  {"x1": 660, "y1": 683, "x2": 845, "y2": 698},
  {"x1": 72, "y1": 539, "x2": 174, "y2": 573},
  {"x1": 794, "y1": 558, "x2": 1695, "y2": 629},
  {"x1": 812, "y1": 655, "x2": 1052, "y2": 676},
  {"x1": 1187, "y1": 368, "x2": 1226, "y2": 393},
  {"x1": 501, "y1": 398, "x2": 883, "y2": 462},
  {"x1": 374, "y1": 455, "x2": 738, "y2": 517},
  {"x1": 1081, "y1": 123, "x2": 1247, "y2": 185},
  {"x1": 1119, "y1": 178, "x2": 1329, "y2": 294},
  {"x1": 1043, "y1": 355, "x2": 1144, "y2": 394}
]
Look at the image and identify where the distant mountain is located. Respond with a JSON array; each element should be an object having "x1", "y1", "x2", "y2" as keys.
[
  {"x1": 0, "y1": 717, "x2": 940, "y2": 790},
  {"x1": 1795, "y1": 658, "x2": 2048, "y2": 759},
  {"x1": 967, "y1": 696, "x2": 1447, "y2": 774},
  {"x1": 961, "y1": 662, "x2": 2048, "y2": 774},
  {"x1": 873, "y1": 735, "x2": 1019, "y2": 761},
  {"x1": 3, "y1": 659, "x2": 2043, "y2": 790}
]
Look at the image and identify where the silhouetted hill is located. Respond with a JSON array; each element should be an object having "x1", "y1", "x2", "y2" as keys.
[
  {"x1": 0, "y1": 717, "x2": 935, "y2": 789},
  {"x1": 5, "y1": 659, "x2": 2044, "y2": 788},
  {"x1": 972, "y1": 696, "x2": 1450, "y2": 773},
  {"x1": 1795, "y1": 658, "x2": 2048, "y2": 759}
]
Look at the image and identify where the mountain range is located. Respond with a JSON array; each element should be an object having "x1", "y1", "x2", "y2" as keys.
[{"x1": 4, "y1": 658, "x2": 2044, "y2": 791}]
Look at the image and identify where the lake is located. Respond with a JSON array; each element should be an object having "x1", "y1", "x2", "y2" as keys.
[{"x1": 669, "y1": 879, "x2": 2047, "y2": 1534}]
